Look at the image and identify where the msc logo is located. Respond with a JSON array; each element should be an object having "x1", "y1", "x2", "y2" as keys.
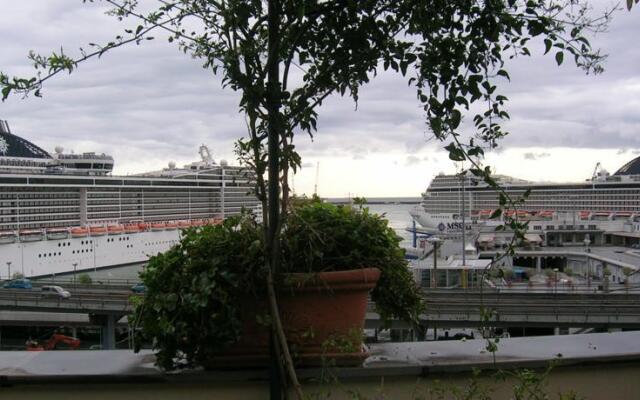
[
  {"x1": 438, "y1": 222, "x2": 470, "y2": 232},
  {"x1": 447, "y1": 222, "x2": 465, "y2": 230}
]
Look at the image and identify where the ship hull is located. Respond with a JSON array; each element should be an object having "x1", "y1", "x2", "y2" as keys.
[{"x1": 0, "y1": 229, "x2": 182, "y2": 278}]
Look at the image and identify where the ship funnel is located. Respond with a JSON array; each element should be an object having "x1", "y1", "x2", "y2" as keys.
[{"x1": 0, "y1": 120, "x2": 10, "y2": 134}]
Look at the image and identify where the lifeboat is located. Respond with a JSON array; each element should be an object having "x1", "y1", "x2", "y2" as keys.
[
  {"x1": 211, "y1": 217, "x2": 223, "y2": 225},
  {"x1": 538, "y1": 210, "x2": 554, "y2": 220},
  {"x1": 578, "y1": 210, "x2": 591, "y2": 219},
  {"x1": 614, "y1": 211, "x2": 632, "y2": 217},
  {"x1": 0, "y1": 230, "x2": 17, "y2": 244},
  {"x1": 46, "y1": 228, "x2": 69, "y2": 240},
  {"x1": 137, "y1": 222, "x2": 149, "y2": 231},
  {"x1": 19, "y1": 229, "x2": 44, "y2": 242},
  {"x1": 191, "y1": 219, "x2": 205, "y2": 227},
  {"x1": 150, "y1": 222, "x2": 166, "y2": 231},
  {"x1": 107, "y1": 225, "x2": 124, "y2": 235},
  {"x1": 478, "y1": 209, "x2": 493, "y2": 218},
  {"x1": 592, "y1": 211, "x2": 611, "y2": 219},
  {"x1": 165, "y1": 222, "x2": 178, "y2": 230},
  {"x1": 89, "y1": 225, "x2": 107, "y2": 236},
  {"x1": 178, "y1": 220, "x2": 191, "y2": 229},
  {"x1": 70, "y1": 227, "x2": 89, "y2": 238},
  {"x1": 124, "y1": 224, "x2": 140, "y2": 234}
]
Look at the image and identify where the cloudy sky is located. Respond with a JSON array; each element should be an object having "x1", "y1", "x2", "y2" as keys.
[{"x1": 1, "y1": 1, "x2": 638, "y2": 197}]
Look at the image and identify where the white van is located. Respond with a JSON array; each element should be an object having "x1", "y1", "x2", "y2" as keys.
[{"x1": 41, "y1": 285, "x2": 71, "y2": 299}]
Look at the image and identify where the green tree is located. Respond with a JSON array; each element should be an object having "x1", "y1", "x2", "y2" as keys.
[
  {"x1": 0, "y1": 0, "x2": 618, "y2": 396},
  {"x1": 78, "y1": 273, "x2": 93, "y2": 285}
]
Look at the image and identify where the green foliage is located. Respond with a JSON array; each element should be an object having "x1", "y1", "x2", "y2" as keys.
[
  {"x1": 135, "y1": 202, "x2": 423, "y2": 369},
  {"x1": 281, "y1": 202, "x2": 424, "y2": 325},
  {"x1": 77, "y1": 273, "x2": 92, "y2": 285},
  {"x1": 133, "y1": 215, "x2": 266, "y2": 370}
]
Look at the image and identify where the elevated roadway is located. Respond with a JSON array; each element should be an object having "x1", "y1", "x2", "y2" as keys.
[
  {"x1": 2, "y1": 286, "x2": 640, "y2": 346},
  {"x1": 366, "y1": 288, "x2": 640, "y2": 329}
]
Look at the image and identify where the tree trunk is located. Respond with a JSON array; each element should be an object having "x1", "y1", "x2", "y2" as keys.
[{"x1": 266, "y1": 1, "x2": 303, "y2": 399}]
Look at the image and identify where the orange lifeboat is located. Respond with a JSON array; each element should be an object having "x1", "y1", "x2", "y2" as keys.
[
  {"x1": 165, "y1": 222, "x2": 178, "y2": 230},
  {"x1": 150, "y1": 222, "x2": 166, "y2": 231},
  {"x1": 107, "y1": 224, "x2": 124, "y2": 235},
  {"x1": 124, "y1": 224, "x2": 140, "y2": 234},
  {"x1": 137, "y1": 222, "x2": 149, "y2": 231},
  {"x1": 178, "y1": 220, "x2": 191, "y2": 229},
  {"x1": 89, "y1": 226, "x2": 107, "y2": 236},
  {"x1": 478, "y1": 209, "x2": 493, "y2": 218},
  {"x1": 70, "y1": 227, "x2": 89, "y2": 238},
  {"x1": 191, "y1": 219, "x2": 204, "y2": 227},
  {"x1": 212, "y1": 217, "x2": 223, "y2": 225}
]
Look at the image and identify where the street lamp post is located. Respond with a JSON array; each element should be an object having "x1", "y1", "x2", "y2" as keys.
[
  {"x1": 73, "y1": 263, "x2": 78, "y2": 289},
  {"x1": 427, "y1": 237, "x2": 443, "y2": 288},
  {"x1": 584, "y1": 236, "x2": 591, "y2": 291}
]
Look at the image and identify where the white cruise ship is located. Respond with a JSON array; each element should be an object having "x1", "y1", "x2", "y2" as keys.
[
  {"x1": 0, "y1": 120, "x2": 258, "y2": 278},
  {"x1": 411, "y1": 159, "x2": 640, "y2": 234}
]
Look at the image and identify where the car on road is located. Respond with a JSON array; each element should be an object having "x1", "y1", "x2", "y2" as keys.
[
  {"x1": 40, "y1": 285, "x2": 71, "y2": 299},
  {"x1": 130, "y1": 283, "x2": 146, "y2": 294},
  {"x1": 2, "y1": 279, "x2": 33, "y2": 289}
]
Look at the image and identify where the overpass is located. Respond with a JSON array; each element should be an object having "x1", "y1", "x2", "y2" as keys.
[
  {"x1": 2, "y1": 287, "x2": 640, "y2": 348},
  {"x1": 0, "y1": 288, "x2": 133, "y2": 350},
  {"x1": 365, "y1": 288, "x2": 640, "y2": 330}
]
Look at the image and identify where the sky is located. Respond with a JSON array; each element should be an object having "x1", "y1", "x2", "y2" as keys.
[{"x1": 1, "y1": 1, "x2": 638, "y2": 197}]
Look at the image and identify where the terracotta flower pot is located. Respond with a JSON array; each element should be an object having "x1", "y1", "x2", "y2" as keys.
[{"x1": 205, "y1": 267, "x2": 380, "y2": 369}]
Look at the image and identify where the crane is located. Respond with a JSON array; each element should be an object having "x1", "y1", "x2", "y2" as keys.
[{"x1": 592, "y1": 162, "x2": 603, "y2": 189}]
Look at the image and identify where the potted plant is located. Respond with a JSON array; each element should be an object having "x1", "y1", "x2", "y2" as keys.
[{"x1": 132, "y1": 199, "x2": 423, "y2": 370}]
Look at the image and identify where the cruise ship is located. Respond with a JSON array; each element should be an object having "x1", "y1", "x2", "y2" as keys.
[
  {"x1": 0, "y1": 120, "x2": 258, "y2": 278},
  {"x1": 410, "y1": 158, "x2": 640, "y2": 234}
]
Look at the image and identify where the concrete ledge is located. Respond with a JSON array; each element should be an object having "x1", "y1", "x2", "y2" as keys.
[{"x1": 1, "y1": 331, "x2": 640, "y2": 385}]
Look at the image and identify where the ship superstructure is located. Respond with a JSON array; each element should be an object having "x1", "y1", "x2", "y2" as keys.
[
  {"x1": 0, "y1": 120, "x2": 258, "y2": 277},
  {"x1": 411, "y1": 157, "x2": 640, "y2": 235}
]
